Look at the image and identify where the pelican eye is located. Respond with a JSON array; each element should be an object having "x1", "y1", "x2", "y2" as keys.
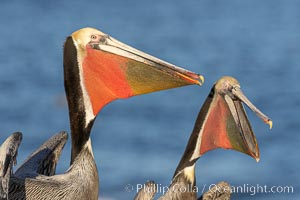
[{"x1": 91, "y1": 35, "x2": 97, "y2": 40}]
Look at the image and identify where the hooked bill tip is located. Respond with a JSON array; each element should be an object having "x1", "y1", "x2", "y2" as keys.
[
  {"x1": 267, "y1": 120, "x2": 273, "y2": 129},
  {"x1": 199, "y1": 75, "x2": 205, "y2": 85},
  {"x1": 175, "y1": 72, "x2": 204, "y2": 86}
]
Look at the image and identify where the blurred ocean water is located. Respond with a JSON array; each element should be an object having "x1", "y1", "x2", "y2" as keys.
[{"x1": 0, "y1": 0, "x2": 299, "y2": 199}]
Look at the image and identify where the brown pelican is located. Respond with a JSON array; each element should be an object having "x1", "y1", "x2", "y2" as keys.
[
  {"x1": 135, "y1": 76, "x2": 272, "y2": 200},
  {"x1": 7, "y1": 27, "x2": 203, "y2": 199},
  {"x1": 134, "y1": 181, "x2": 157, "y2": 200},
  {"x1": 0, "y1": 132, "x2": 22, "y2": 200},
  {"x1": 198, "y1": 182, "x2": 231, "y2": 200},
  {"x1": 13, "y1": 132, "x2": 68, "y2": 178},
  {"x1": 0, "y1": 131, "x2": 67, "y2": 199}
]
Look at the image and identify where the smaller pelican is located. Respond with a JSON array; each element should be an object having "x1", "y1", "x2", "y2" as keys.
[{"x1": 135, "y1": 76, "x2": 272, "y2": 200}]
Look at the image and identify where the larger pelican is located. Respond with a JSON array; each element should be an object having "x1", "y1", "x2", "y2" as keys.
[
  {"x1": 7, "y1": 27, "x2": 203, "y2": 199},
  {"x1": 135, "y1": 76, "x2": 272, "y2": 200}
]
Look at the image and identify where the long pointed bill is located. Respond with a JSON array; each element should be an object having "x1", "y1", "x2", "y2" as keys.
[
  {"x1": 101, "y1": 36, "x2": 203, "y2": 86},
  {"x1": 232, "y1": 87, "x2": 273, "y2": 129},
  {"x1": 81, "y1": 33, "x2": 204, "y2": 115},
  {"x1": 186, "y1": 77, "x2": 272, "y2": 163}
]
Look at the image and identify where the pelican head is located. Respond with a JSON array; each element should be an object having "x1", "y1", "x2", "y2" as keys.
[
  {"x1": 191, "y1": 76, "x2": 272, "y2": 162},
  {"x1": 63, "y1": 27, "x2": 204, "y2": 162}
]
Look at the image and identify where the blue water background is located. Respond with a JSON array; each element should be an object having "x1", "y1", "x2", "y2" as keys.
[{"x1": 0, "y1": 0, "x2": 299, "y2": 199}]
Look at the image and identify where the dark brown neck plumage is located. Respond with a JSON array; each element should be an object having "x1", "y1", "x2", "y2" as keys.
[
  {"x1": 173, "y1": 88, "x2": 214, "y2": 176},
  {"x1": 63, "y1": 37, "x2": 95, "y2": 164}
]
